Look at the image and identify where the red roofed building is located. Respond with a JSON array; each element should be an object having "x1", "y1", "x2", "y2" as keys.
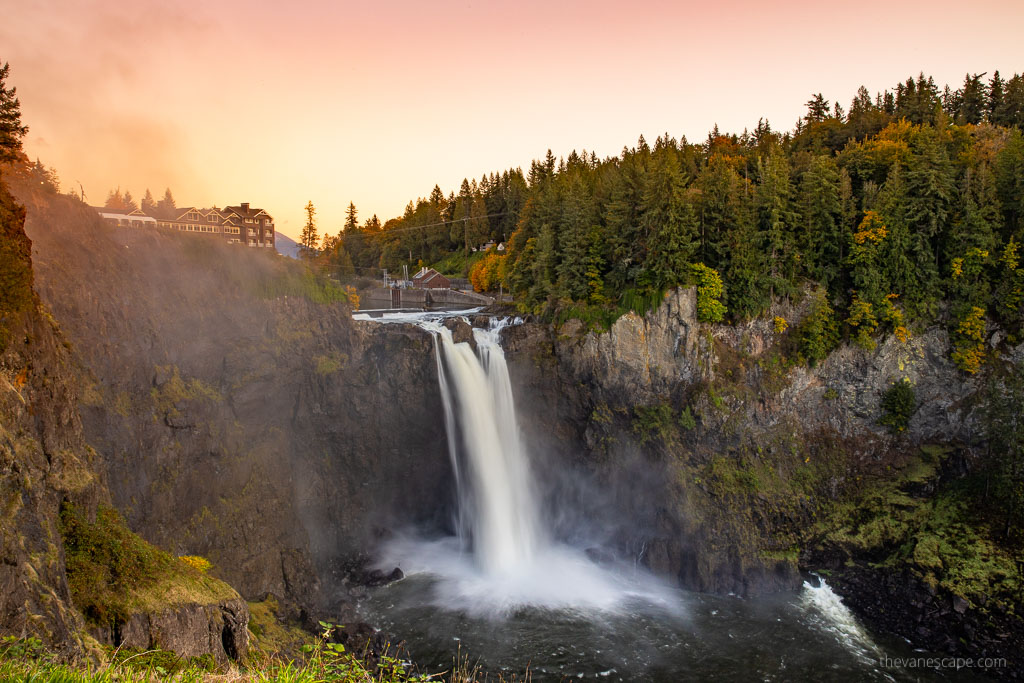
[{"x1": 411, "y1": 267, "x2": 451, "y2": 289}]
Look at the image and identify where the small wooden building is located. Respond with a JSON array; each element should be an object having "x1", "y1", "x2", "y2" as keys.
[{"x1": 411, "y1": 267, "x2": 451, "y2": 289}]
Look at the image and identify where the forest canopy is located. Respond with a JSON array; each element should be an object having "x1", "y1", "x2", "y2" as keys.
[{"x1": 314, "y1": 71, "x2": 1024, "y2": 369}]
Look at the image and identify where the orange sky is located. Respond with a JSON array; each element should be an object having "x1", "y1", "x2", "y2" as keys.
[{"x1": 2, "y1": 0, "x2": 1023, "y2": 240}]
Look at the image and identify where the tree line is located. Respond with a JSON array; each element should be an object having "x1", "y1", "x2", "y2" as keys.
[{"x1": 311, "y1": 70, "x2": 1024, "y2": 371}]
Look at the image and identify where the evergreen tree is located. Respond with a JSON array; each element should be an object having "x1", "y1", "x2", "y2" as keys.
[
  {"x1": 804, "y1": 94, "x2": 831, "y2": 123},
  {"x1": 141, "y1": 188, "x2": 157, "y2": 215},
  {"x1": 556, "y1": 173, "x2": 596, "y2": 300},
  {"x1": 995, "y1": 130, "x2": 1024, "y2": 238},
  {"x1": 300, "y1": 201, "x2": 319, "y2": 257},
  {"x1": 798, "y1": 155, "x2": 843, "y2": 288},
  {"x1": 722, "y1": 206, "x2": 767, "y2": 319},
  {"x1": 530, "y1": 222, "x2": 558, "y2": 306},
  {"x1": 157, "y1": 188, "x2": 176, "y2": 217},
  {"x1": 756, "y1": 149, "x2": 798, "y2": 299},
  {"x1": 988, "y1": 71, "x2": 1005, "y2": 122},
  {"x1": 343, "y1": 201, "x2": 359, "y2": 233},
  {"x1": 603, "y1": 150, "x2": 646, "y2": 291},
  {"x1": 0, "y1": 62, "x2": 28, "y2": 163},
  {"x1": 122, "y1": 190, "x2": 138, "y2": 212},
  {"x1": 957, "y1": 73, "x2": 987, "y2": 125},
  {"x1": 696, "y1": 155, "x2": 742, "y2": 269},
  {"x1": 645, "y1": 190, "x2": 698, "y2": 291},
  {"x1": 639, "y1": 150, "x2": 695, "y2": 290},
  {"x1": 104, "y1": 187, "x2": 127, "y2": 210},
  {"x1": 878, "y1": 166, "x2": 928, "y2": 312},
  {"x1": 848, "y1": 209, "x2": 891, "y2": 309}
]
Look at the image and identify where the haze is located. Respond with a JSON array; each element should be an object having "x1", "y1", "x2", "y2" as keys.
[{"x1": 2, "y1": 0, "x2": 1022, "y2": 240}]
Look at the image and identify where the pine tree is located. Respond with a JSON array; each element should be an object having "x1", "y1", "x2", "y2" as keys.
[
  {"x1": 343, "y1": 201, "x2": 359, "y2": 233},
  {"x1": 696, "y1": 155, "x2": 742, "y2": 269},
  {"x1": 639, "y1": 150, "x2": 694, "y2": 290},
  {"x1": 556, "y1": 173, "x2": 595, "y2": 300},
  {"x1": 756, "y1": 149, "x2": 798, "y2": 299},
  {"x1": 878, "y1": 166, "x2": 927, "y2": 312},
  {"x1": 798, "y1": 155, "x2": 843, "y2": 288},
  {"x1": 0, "y1": 62, "x2": 28, "y2": 163},
  {"x1": 804, "y1": 93, "x2": 831, "y2": 124},
  {"x1": 957, "y1": 73, "x2": 987, "y2": 125},
  {"x1": 105, "y1": 187, "x2": 127, "y2": 210},
  {"x1": 988, "y1": 71, "x2": 1005, "y2": 123},
  {"x1": 603, "y1": 151, "x2": 646, "y2": 291},
  {"x1": 141, "y1": 189, "x2": 157, "y2": 215},
  {"x1": 645, "y1": 189, "x2": 698, "y2": 291},
  {"x1": 903, "y1": 127, "x2": 954, "y2": 295},
  {"x1": 996, "y1": 130, "x2": 1024, "y2": 238},
  {"x1": 300, "y1": 201, "x2": 319, "y2": 257},
  {"x1": 156, "y1": 188, "x2": 176, "y2": 216}
]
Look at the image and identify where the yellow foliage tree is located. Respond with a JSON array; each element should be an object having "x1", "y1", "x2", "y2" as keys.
[
  {"x1": 951, "y1": 306, "x2": 986, "y2": 374},
  {"x1": 846, "y1": 293, "x2": 878, "y2": 350},
  {"x1": 469, "y1": 253, "x2": 505, "y2": 293}
]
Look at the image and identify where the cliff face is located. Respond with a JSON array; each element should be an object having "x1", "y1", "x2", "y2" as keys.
[
  {"x1": 1, "y1": 169, "x2": 256, "y2": 662},
  {"x1": 10, "y1": 179, "x2": 453, "y2": 617},
  {"x1": 0, "y1": 209, "x2": 95, "y2": 652},
  {"x1": 501, "y1": 287, "x2": 1021, "y2": 671},
  {"x1": 503, "y1": 288, "x2": 988, "y2": 593}
]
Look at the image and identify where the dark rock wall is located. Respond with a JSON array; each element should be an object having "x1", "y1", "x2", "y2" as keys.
[
  {"x1": 502, "y1": 288, "x2": 989, "y2": 596},
  {"x1": 12, "y1": 182, "x2": 453, "y2": 615},
  {"x1": 0, "y1": 173, "x2": 97, "y2": 652}
]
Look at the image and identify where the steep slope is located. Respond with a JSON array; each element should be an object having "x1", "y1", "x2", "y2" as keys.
[
  {"x1": 8, "y1": 173, "x2": 453, "y2": 617},
  {"x1": 0, "y1": 172, "x2": 96, "y2": 651},
  {"x1": 1, "y1": 168, "x2": 250, "y2": 662}
]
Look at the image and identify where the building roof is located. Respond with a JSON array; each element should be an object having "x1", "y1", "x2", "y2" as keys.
[
  {"x1": 223, "y1": 203, "x2": 271, "y2": 220},
  {"x1": 412, "y1": 267, "x2": 450, "y2": 286},
  {"x1": 93, "y1": 206, "x2": 147, "y2": 217}
]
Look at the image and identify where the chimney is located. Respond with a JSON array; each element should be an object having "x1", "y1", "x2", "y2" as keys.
[{"x1": 240, "y1": 202, "x2": 249, "y2": 212}]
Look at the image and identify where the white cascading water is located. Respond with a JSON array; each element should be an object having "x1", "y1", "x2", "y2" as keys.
[
  {"x1": 356, "y1": 310, "x2": 674, "y2": 614},
  {"x1": 424, "y1": 318, "x2": 541, "y2": 574}
]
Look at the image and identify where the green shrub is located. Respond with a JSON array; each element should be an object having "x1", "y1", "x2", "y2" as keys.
[
  {"x1": 879, "y1": 379, "x2": 916, "y2": 432},
  {"x1": 679, "y1": 406, "x2": 697, "y2": 430},
  {"x1": 632, "y1": 403, "x2": 675, "y2": 444},
  {"x1": 796, "y1": 289, "x2": 838, "y2": 365}
]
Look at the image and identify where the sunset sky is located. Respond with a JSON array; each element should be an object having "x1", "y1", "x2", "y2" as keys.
[{"x1": 2, "y1": 0, "x2": 1023, "y2": 240}]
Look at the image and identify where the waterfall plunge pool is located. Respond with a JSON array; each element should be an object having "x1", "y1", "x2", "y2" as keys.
[
  {"x1": 353, "y1": 310, "x2": 975, "y2": 682},
  {"x1": 359, "y1": 573, "x2": 977, "y2": 682}
]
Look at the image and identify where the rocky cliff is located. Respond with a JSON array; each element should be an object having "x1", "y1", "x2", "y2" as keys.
[
  {"x1": 498, "y1": 287, "x2": 1021, "y2": 671},
  {"x1": 1, "y1": 167, "x2": 253, "y2": 663},
  {"x1": 8, "y1": 174, "x2": 453, "y2": 620}
]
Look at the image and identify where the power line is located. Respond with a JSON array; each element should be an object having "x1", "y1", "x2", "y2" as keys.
[{"x1": 329, "y1": 211, "x2": 515, "y2": 239}]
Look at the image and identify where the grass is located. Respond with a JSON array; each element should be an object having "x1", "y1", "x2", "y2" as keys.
[
  {"x1": 250, "y1": 266, "x2": 355, "y2": 306},
  {"x1": 0, "y1": 627, "x2": 530, "y2": 682},
  {"x1": 60, "y1": 503, "x2": 238, "y2": 627},
  {"x1": 430, "y1": 250, "x2": 486, "y2": 279}
]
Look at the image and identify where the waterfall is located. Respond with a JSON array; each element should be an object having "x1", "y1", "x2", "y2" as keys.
[
  {"x1": 422, "y1": 318, "x2": 541, "y2": 574},
  {"x1": 357, "y1": 309, "x2": 674, "y2": 614}
]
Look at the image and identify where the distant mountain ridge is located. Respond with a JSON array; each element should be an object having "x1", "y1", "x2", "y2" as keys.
[{"x1": 275, "y1": 231, "x2": 300, "y2": 259}]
